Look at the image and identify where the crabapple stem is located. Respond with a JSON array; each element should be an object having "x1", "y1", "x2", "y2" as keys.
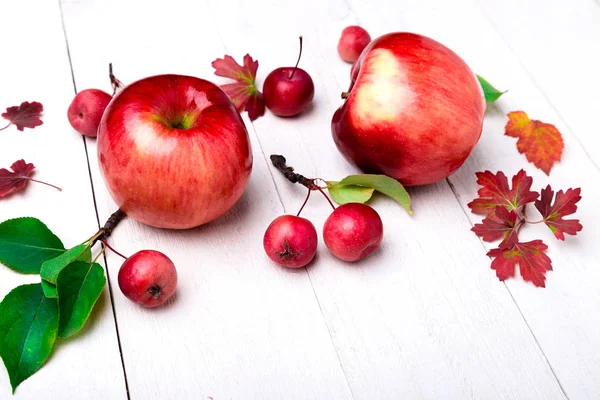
[
  {"x1": 109, "y1": 63, "x2": 123, "y2": 96},
  {"x1": 315, "y1": 186, "x2": 336, "y2": 211},
  {"x1": 296, "y1": 186, "x2": 312, "y2": 217},
  {"x1": 0, "y1": 122, "x2": 11, "y2": 131},
  {"x1": 341, "y1": 92, "x2": 350, "y2": 99},
  {"x1": 289, "y1": 36, "x2": 303, "y2": 80},
  {"x1": 101, "y1": 239, "x2": 128, "y2": 260},
  {"x1": 28, "y1": 178, "x2": 62, "y2": 192},
  {"x1": 270, "y1": 154, "x2": 317, "y2": 189},
  {"x1": 270, "y1": 154, "x2": 336, "y2": 211},
  {"x1": 94, "y1": 209, "x2": 127, "y2": 243}
]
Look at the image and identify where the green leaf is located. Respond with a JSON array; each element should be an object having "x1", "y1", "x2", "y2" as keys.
[
  {"x1": 0, "y1": 217, "x2": 65, "y2": 274},
  {"x1": 0, "y1": 283, "x2": 59, "y2": 393},
  {"x1": 477, "y1": 75, "x2": 506, "y2": 103},
  {"x1": 41, "y1": 281, "x2": 58, "y2": 298},
  {"x1": 40, "y1": 243, "x2": 92, "y2": 286},
  {"x1": 56, "y1": 261, "x2": 106, "y2": 338},
  {"x1": 336, "y1": 174, "x2": 412, "y2": 215},
  {"x1": 326, "y1": 182, "x2": 375, "y2": 205}
]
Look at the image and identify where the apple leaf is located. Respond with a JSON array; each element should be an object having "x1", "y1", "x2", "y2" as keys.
[
  {"x1": 472, "y1": 206, "x2": 519, "y2": 248},
  {"x1": 40, "y1": 243, "x2": 92, "y2": 286},
  {"x1": 487, "y1": 240, "x2": 552, "y2": 287},
  {"x1": 332, "y1": 174, "x2": 412, "y2": 215},
  {"x1": 326, "y1": 182, "x2": 375, "y2": 205},
  {"x1": 0, "y1": 217, "x2": 65, "y2": 274},
  {"x1": 477, "y1": 75, "x2": 506, "y2": 103},
  {"x1": 535, "y1": 185, "x2": 582, "y2": 240},
  {"x1": 212, "y1": 54, "x2": 265, "y2": 121},
  {"x1": 505, "y1": 111, "x2": 564, "y2": 175},
  {"x1": 41, "y1": 281, "x2": 58, "y2": 299},
  {"x1": 0, "y1": 283, "x2": 59, "y2": 393},
  {"x1": 1, "y1": 101, "x2": 43, "y2": 131},
  {"x1": 468, "y1": 169, "x2": 538, "y2": 217},
  {"x1": 57, "y1": 261, "x2": 106, "y2": 338},
  {"x1": 0, "y1": 160, "x2": 61, "y2": 198}
]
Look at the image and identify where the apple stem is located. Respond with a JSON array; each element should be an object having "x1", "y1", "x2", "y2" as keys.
[
  {"x1": 0, "y1": 122, "x2": 11, "y2": 132},
  {"x1": 341, "y1": 92, "x2": 350, "y2": 99},
  {"x1": 289, "y1": 36, "x2": 303, "y2": 80},
  {"x1": 100, "y1": 239, "x2": 128, "y2": 260},
  {"x1": 296, "y1": 186, "x2": 312, "y2": 217},
  {"x1": 28, "y1": 178, "x2": 62, "y2": 192},
  {"x1": 109, "y1": 63, "x2": 124, "y2": 96}
]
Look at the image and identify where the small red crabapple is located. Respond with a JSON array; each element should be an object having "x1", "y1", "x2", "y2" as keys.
[
  {"x1": 323, "y1": 203, "x2": 383, "y2": 262},
  {"x1": 118, "y1": 250, "x2": 178, "y2": 308},
  {"x1": 263, "y1": 215, "x2": 318, "y2": 268},
  {"x1": 337, "y1": 26, "x2": 371, "y2": 63},
  {"x1": 67, "y1": 89, "x2": 112, "y2": 137}
]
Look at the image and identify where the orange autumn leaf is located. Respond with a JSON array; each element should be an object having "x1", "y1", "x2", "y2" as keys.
[{"x1": 505, "y1": 111, "x2": 563, "y2": 175}]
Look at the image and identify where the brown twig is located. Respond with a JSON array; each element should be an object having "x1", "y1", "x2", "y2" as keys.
[{"x1": 109, "y1": 63, "x2": 123, "y2": 96}]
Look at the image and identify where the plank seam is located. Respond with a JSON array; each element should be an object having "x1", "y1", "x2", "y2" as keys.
[{"x1": 57, "y1": 1, "x2": 131, "y2": 398}]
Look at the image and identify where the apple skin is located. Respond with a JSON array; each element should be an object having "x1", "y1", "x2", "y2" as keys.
[
  {"x1": 332, "y1": 33, "x2": 486, "y2": 186},
  {"x1": 98, "y1": 74, "x2": 252, "y2": 229}
]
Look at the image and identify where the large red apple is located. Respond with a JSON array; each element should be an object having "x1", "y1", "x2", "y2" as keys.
[
  {"x1": 332, "y1": 33, "x2": 485, "y2": 186},
  {"x1": 98, "y1": 74, "x2": 252, "y2": 229}
]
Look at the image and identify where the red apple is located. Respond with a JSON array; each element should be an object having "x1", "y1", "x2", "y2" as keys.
[
  {"x1": 332, "y1": 33, "x2": 485, "y2": 186},
  {"x1": 98, "y1": 74, "x2": 252, "y2": 229}
]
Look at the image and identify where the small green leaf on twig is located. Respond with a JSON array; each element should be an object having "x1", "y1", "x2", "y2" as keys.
[
  {"x1": 477, "y1": 75, "x2": 506, "y2": 103},
  {"x1": 326, "y1": 182, "x2": 375, "y2": 204},
  {"x1": 327, "y1": 174, "x2": 412, "y2": 215}
]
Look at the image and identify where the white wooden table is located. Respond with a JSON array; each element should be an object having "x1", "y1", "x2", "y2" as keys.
[{"x1": 1, "y1": 0, "x2": 599, "y2": 398}]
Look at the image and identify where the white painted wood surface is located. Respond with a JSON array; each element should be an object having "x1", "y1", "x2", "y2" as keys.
[
  {"x1": 0, "y1": 0, "x2": 597, "y2": 398},
  {"x1": 0, "y1": 1, "x2": 127, "y2": 399}
]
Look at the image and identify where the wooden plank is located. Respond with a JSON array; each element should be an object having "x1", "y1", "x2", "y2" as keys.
[
  {"x1": 476, "y1": 0, "x2": 600, "y2": 167},
  {"x1": 338, "y1": 0, "x2": 600, "y2": 398},
  {"x1": 205, "y1": 0, "x2": 568, "y2": 398},
  {"x1": 0, "y1": 0, "x2": 128, "y2": 398},
  {"x1": 59, "y1": 0, "x2": 354, "y2": 398}
]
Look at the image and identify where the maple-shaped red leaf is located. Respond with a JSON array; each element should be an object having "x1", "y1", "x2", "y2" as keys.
[
  {"x1": 468, "y1": 169, "x2": 539, "y2": 217},
  {"x1": 505, "y1": 111, "x2": 563, "y2": 175},
  {"x1": 535, "y1": 185, "x2": 582, "y2": 240},
  {"x1": 1, "y1": 101, "x2": 44, "y2": 131},
  {"x1": 212, "y1": 54, "x2": 265, "y2": 121},
  {"x1": 487, "y1": 240, "x2": 552, "y2": 287},
  {"x1": 472, "y1": 206, "x2": 519, "y2": 248},
  {"x1": 0, "y1": 160, "x2": 61, "y2": 198}
]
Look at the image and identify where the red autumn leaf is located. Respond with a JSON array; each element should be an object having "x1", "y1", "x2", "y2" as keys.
[
  {"x1": 468, "y1": 169, "x2": 538, "y2": 217},
  {"x1": 212, "y1": 54, "x2": 265, "y2": 121},
  {"x1": 487, "y1": 240, "x2": 552, "y2": 287},
  {"x1": 472, "y1": 206, "x2": 519, "y2": 248},
  {"x1": 505, "y1": 111, "x2": 563, "y2": 175},
  {"x1": 0, "y1": 160, "x2": 61, "y2": 198},
  {"x1": 535, "y1": 185, "x2": 582, "y2": 240},
  {"x1": 1, "y1": 101, "x2": 44, "y2": 131}
]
